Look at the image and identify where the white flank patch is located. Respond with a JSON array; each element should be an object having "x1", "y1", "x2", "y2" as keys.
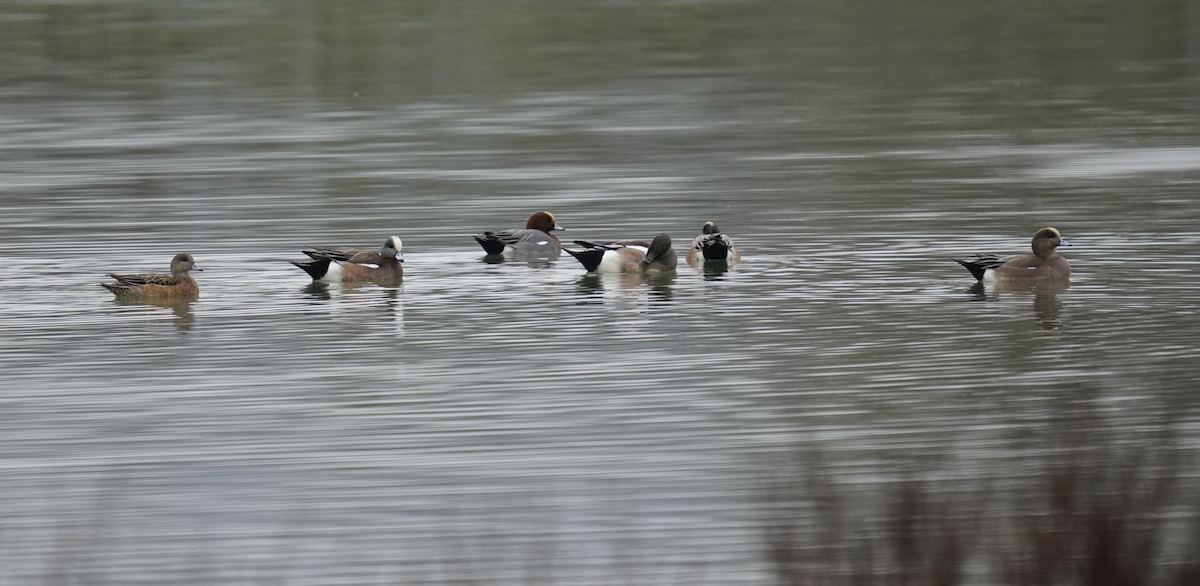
[
  {"x1": 597, "y1": 250, "x2": 624, "y2": 273},
  {"x1": 595, "y1": 246, "x2": 648, "y2": 273},
  {"x1": 322, "y1": 262, "x2": 344, "y2": 282}
]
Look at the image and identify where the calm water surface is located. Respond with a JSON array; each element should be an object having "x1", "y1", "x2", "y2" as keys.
[{"x1": 1, "y1": 1, "x2": 1199, "y2": 584}]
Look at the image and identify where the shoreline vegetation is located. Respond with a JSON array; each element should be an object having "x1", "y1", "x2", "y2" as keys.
[{"x1": 764, "y1": 425, "x2": 1200, "y2": 586}]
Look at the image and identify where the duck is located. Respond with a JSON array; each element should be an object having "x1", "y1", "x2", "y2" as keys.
[
  {"x1": 473, "y1": 211, "x2": 564, "y2": 259},
  {"x1": 954, "y1": 227, "x2": 1071, "y2": 282},
  {"x1": 565, "y1": 234, "x2": 678, "y2": 273},
  {"x1": 292, "y1": 236, "x2": 404, "y2": 282},
  {"x1": 102, "y1": 253, "x2": 201, "y2": 298},
  {"x1": 685, "y1": 221, "x2": 740, "y2": 264}
]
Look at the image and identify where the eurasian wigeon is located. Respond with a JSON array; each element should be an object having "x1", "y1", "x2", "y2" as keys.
[
  {"x1": 473, "y1": 211, "x2": 564, "y2": 259},
  {"x1": 565, "y1": 234, "x2": 678, "y2": 273},
  {"x1": 102, "y1": 253, "x2": 201, "y2": 298},
  {"x1": 685, "y1": 221, "x2": 740, "y2": 264},
  {"x1": 292, "y1": 236, "x2": 404, "y2": 282},
  {"x1": 954, "y1": 227, "x2": 1071, "y2": 282}
]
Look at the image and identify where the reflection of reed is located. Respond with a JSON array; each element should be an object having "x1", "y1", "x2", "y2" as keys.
[{"x1": 763, "y1": 421, "x2": 1199, "y2": 586}]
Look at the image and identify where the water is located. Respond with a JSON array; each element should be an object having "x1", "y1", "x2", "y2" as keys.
[{"x1": 1, "y1": 1, "x2": 1199, "y2": 584}]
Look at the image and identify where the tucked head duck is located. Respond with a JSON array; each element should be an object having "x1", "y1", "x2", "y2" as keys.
[
  {"x1": 686, "y1": 221, "x2": 740, "y2": 264},
  {"x1": 954, "y1": 227, "x2": 1071, "y2": 282},
  {"x1": 102, "y1": 253, "x2": 201, "y2": 298},
  {"x1": 473, "y1": 211, "x2": 564, "y2": 259},
  {"x1": 565, "y1": 234, "x2": 678, "y2": 274},
  {"x1": 293, "y1": 236, "x2": 404, "y2": 282}
]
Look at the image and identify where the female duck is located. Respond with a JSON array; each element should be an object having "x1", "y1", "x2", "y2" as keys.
[{"x1": 102, "y1": 253, "x2": 201, "y2": 299}]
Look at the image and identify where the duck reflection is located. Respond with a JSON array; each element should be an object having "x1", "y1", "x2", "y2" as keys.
[
  {"x1": 1030, "y1": 283, "x2": 1066, "y2": 330},
  {"x1": 575, "y1": 273, "x2": 605, "y2": 297},
  {"x1": 575, "y1": 271, "x2": 675, "y2": 308},
  {"x1": 302, "y1": 281, "x2": 333, "y2": 300},
  {"x1": 381, "y1": 287, "x2": 404, "y2": 338},
  {"x1": 644, "y1": 271, "x2": 676, "y2": 302},
  {"x1": 969, "y1": 280, "x2": 1068, "y2": 329},
  {"x1": 301, "y1": 280, "x2": 401, "y2": 299},
  {"x1": 697, "y1": 259, "x2": 732, "y2": 280},
  {"x1": 112, "y1": 297, "x2": 196, "y2": 331},
  {"x1": 299, "y1": 281, "x2": 404, "y2": 336}
]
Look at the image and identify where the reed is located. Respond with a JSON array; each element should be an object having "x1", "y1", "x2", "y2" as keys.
[{"x1": 764, "y1": 435, "x2": 1200, "y2": 586}]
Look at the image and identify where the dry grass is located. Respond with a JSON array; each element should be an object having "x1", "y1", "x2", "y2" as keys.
[{"x1": 764, "y1": 433, "x2": 1200, "y2": 586}]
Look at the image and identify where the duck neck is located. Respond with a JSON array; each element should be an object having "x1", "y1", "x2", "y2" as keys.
[{"x1": 1032, "y1": 241, "x2": 1058, "y2": 260}]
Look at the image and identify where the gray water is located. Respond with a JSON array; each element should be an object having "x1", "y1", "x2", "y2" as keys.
[{"x1": 2, "y1": 2, "x2": 1200, "y2": 584}]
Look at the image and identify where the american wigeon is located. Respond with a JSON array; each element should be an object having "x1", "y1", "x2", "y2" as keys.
[
  {"x1": 685, "y1": 221, "x2": 740, "y2": 264},
  {"x1": 292, "y1": 236, "x2": 404, "y2": 282},
  {"x1": 473, "y1": 211, "x2": 564, "y2": 259},
  {"x1": 954, "y1": 227, "x2": 1071, "y2": 282},
  {"x1": 102, "y1": 253, "x2": 201, "y2": 298},
  {"x1": 565, "y1": 234, "x2": 678, "y2": 273}
]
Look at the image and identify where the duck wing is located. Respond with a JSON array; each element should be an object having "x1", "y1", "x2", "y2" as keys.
[{"x1": 107, "y1": 273, "x2": 187, "y2": 287}]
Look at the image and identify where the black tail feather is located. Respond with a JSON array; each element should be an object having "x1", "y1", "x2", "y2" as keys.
[
  {"x1": 955, "y1": 259, "x2": 986, "y2": 281},
  {"x1": 474, "y1": 233, "x2": 507, "y2": 256},
  {"x1": 699, "y1": 239, "x2": 730, "y2": 260},
  {"x1": 574, "y1": 240, "x2": 617, "y2": 250},
  {"x1": 292, "y1": 258, "x2": 332, "y2": 280},
  {"x1": 954, "y1": 256, "x2": 1000, "y2": 281},
  {"x1": 565, "y1": 248, "x2": 606, "y2": 272}
]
